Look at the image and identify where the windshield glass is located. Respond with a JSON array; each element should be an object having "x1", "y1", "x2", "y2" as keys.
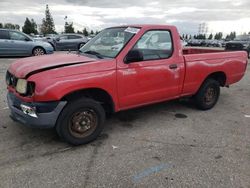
[
  {"x1": 79, "y1": 27, "x2": 140, "y2": 58},
  {"x1": 235, "y1": 35, "x2": 250, "y2": 41}
]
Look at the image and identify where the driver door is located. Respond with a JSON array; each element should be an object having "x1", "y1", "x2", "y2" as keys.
[
  {"x1": 117, "y1": 30, "x2": 183, "y2": 109},
  {"x1": 56, "y1": 35, "x2": 71, "y2": 50}
]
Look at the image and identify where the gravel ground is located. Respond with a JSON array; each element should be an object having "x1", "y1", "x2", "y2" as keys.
[{"x1": 0, "y1": 55, "x2": 249, "y2": 188}]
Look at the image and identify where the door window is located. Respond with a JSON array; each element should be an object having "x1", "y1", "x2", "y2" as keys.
[
  {"x1": 68, "y1": 35, "x2": 82, "y2": 39},
  {"x1": 9, "y1": 31, "x2": 27, "y2": 41},
  {"x1": 132, "y1": 30, "x2": 173, "y2": 61},
  {"x1": 59, "y1": 35, "x2": 68, "y2": 40},
  {"x1": 0, "y1": 30, "x2": 9, "y2": 39}
]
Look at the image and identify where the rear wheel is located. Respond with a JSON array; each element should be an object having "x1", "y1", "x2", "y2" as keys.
[
  {"x1": 78, "y1": 43, "x2": 85, "y2": 49},
  {"x1": 33, "y1": 47, "x2": 45, "y2": 56},
  {"x1": 56, "y1": 98, "x2": 105, "y2": 145},
  {"x1": 194, "y1": 79, "x2": 220, "y2": 110}
]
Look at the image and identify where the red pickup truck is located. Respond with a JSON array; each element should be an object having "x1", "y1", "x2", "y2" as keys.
[{"x1": 6, "y1": 25, "x2": 248, "y2": 145}]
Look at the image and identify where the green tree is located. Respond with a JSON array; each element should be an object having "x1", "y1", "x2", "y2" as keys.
[
  {"x1": 22, "y1": 18, "x2": 38, "y2": 34},
  {"x1": 83, "y1": 27, "x2": 89, "y2": 36},
  {"x1": 226, "y1": 32, "x2": 236, "y2": 40},
  {"x1": 95, "y1": 30, "x2": 100, "y2": 35},
  {"x1": 64, "y1": 22, "x2": 75, "y2": 33},
  {"x1": 214, "y1": 32, "x2": 223, "y2": 40},
  {"x1": 40, "y1": 4, "x2": 56, "y2": 34},
  {"x1": 90, "y1": 30, "x2": 94, "y2": 35},
  {"x1": 4, "y1": 23, "x2": 14, "y2": 29},
  {"x1": 208, "y1": 33, "x2": 213, "y2": 39},
  {"x1": 196, "y1": 34, "x2": 206, "y2": 39},
  {"x1": 14, "y1": 24, "x2": 20, "y2": 30},
  {"x1": 1, "y1": 23, "x2": 19, "y2": 30}
]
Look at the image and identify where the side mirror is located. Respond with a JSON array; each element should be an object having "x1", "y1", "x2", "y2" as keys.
[
  {"x1": 56, "y1": 38, "x2": 60, "y2": 41},
  {"x1": 124, "y1": 49, "x2": 143, "y2": 64}
]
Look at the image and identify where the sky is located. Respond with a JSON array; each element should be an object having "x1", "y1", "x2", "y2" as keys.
[{"x1": 0, "y1": 0, "x2": 250, "y2": 35}]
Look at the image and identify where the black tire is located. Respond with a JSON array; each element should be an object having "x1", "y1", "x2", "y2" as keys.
[
  {"x1": 194, "y1": 79, "x2": 220, "y2": 110},
  {"x1": 78, "y1": 43, "x2": 85, "y2": 49},
  {"x1": 33, "y1": 47, "x2": 46, "y2": 56},
  {"x1": 56, "y1": 98, "x2": 106, "y2": 145}
]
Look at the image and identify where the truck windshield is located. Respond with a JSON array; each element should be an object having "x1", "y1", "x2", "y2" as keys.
[{"x1": 79, "y1": 27, "x2": 140, "y2": 58}]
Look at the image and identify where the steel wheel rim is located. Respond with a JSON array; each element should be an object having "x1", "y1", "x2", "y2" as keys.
[
  {"x1": 204, "y1": 87, "x2": 217, "y2": 105},
  {"x1": 69, "y1": 109, "x2": 98, "y2": 138},
  {"x1": 34, "y1": 48, "x2": 45, "y2": 56}
]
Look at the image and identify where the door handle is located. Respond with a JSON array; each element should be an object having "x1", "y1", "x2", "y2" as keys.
[{"x1": 169, "y1": 64, "x2": 178, "y2": 69}]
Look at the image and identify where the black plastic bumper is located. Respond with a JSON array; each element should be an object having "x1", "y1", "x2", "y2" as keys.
[{"x1": 7, "y1": 92, "x2": 67, "y2": 128}]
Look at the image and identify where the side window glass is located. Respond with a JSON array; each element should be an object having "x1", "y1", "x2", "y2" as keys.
[
  {"x1": 68, "y1": 35, "x2": 81, "y2": 39},
  {"x1": 59, "y1": 35, "x2": 68, "y2": 40},
  {"x1": 9, "y1": 31, "x2": 27, "y2": 41},
  {"x1": 133, "y1": 30, "x2": 173, "y2": 61},
  {"x1": 0, "y1": 30, "x2": 9, "y2": 39}
]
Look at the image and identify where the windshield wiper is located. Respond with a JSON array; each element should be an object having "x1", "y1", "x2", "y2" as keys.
[{"x1": 82, "y1": 50, "x2": 104, "y2": 59}]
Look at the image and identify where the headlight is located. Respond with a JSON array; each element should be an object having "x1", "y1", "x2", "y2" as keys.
[
  {"x1": 16, "y1": 79, "x2": 27, "y2": 94},
  {"x1": 243, "y1": 44, "x2": 249, "y2": 48}
]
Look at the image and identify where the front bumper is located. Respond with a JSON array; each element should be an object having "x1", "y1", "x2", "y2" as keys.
[
  {"x1": 45, "y1": 47, "x2": 54, "y2": 54},
  {"x1": 7, "y1": 92, "x2": 66, "y2": 128}
]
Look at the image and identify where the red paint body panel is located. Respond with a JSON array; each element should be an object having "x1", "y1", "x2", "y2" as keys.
[{"x1": 7, "y1": 25, "x2": 248, "y2": 112}]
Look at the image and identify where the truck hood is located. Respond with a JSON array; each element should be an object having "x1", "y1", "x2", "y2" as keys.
[{"x1": 9, "y1": 53, "x2": 96, "y2": 78}]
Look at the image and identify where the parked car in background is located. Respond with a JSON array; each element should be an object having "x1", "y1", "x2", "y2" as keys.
[
  {"x1": 187, "y1": 39, "x2": 203, "y2": 46},
  {"x1": 0, "y1": 29, "x2": 54, "y2": 56},
  {"x1": 45, "y1": 34, "x2": 58, "y2": 40},
  {"x1": 180, "y1": 38, "x2": 188, "y2": 47},
  {"x1": 225, "y1": 35, "x2": 250, "y2": 57},
  {"x1": 48, "y1": 33, "x2": 88, "y2": 51}
]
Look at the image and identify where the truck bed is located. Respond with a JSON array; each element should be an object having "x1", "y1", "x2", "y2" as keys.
[
  {"x1": 183, "y1": 47, "x2": 224, "y2": 55},
  {"x1": 181, "y1": 48, "x2": 248, "y2": 96}
]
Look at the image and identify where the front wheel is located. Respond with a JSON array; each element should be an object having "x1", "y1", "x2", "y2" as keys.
[
  {"x1": 56, "y1": 98, "x2": 106, "y2": 145},
  {"x1": 78, "y1": 43, "x2": 85, "y2": 49},
  {"x1": 194, "y1": 79, "x2": 220, "y2": 110},
  {"x1": 33, "y1": 47, "x2": 45, "y2": 56}
]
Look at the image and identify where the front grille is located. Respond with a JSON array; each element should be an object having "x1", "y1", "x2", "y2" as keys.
[
  {"x1": 225, "y1": 43, "x2": 243, "y2": 50},
  {"x1": 6, "y1": 71, "x2": 18, "y2": 87}
]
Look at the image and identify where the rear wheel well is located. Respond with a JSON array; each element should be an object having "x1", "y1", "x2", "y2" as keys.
[
  {"x1": 204, "y1": 72, "x2": 226, "y2": 86},
  {"x1": 62, "y1": 88, "x2": 115, "y2": 115}
]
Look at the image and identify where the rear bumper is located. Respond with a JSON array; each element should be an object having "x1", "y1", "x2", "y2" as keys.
[{"x1": 7, "y1": 92, "x2": 66, "y2": 128}]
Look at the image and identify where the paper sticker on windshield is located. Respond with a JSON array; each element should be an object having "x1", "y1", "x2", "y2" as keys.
[{"x1": 125, "y1": 27, "x2": 140, "y2": 34}]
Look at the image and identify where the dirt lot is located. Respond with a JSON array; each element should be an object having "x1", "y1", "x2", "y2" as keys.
[{"x1": 0, "y1": 56, "x2": 249, "y2": 188}]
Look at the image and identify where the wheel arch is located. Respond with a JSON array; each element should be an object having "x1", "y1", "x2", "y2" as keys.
[
  {"x1": 61, "y1": 88, "x2": 116, "y2": 114},
  {"x1": 202, "y1": 71, "x2": 227, "y2": 87},
  {"x1": 32, "y1": 46, "x2": 46, "y2": 54}
]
